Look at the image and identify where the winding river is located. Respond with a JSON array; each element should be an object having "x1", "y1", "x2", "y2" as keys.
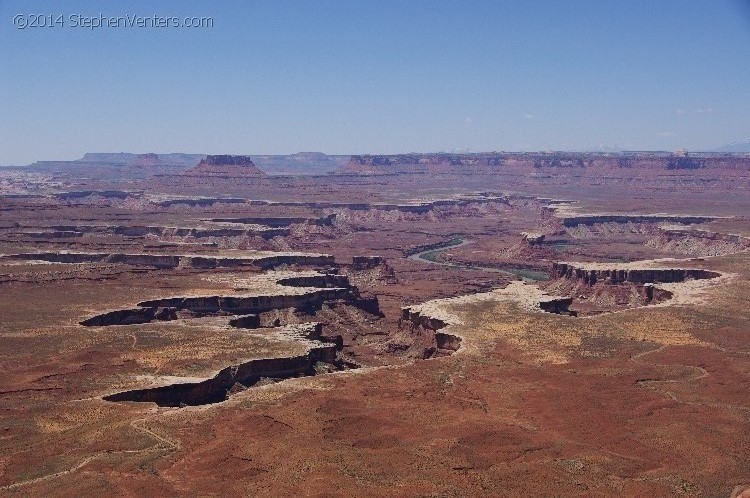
[{"x1": 407, "y1": 237, "x2": 550, "y2": 282}]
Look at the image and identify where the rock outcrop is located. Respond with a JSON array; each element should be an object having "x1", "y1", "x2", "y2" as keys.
[
  {"x1": 646, "y1": 226, "x2": 750, "y2": 257},
  {"x1": 397, "y1": 282, "x2": 578, "y2": 356},
  {"x1": 6, "y1": 251, "x2": 335, "y2": 270},
  {"x1": 521, "y1": 232, "x2": 545, "y2": 246},
  {"x1": 184, "y1": 155, "x2": 267, "y2": 177},
  {"x1": 80, "y1": 307, "x2": 179, "y2": 327},
  {"x1": 103, "y1": 323, "x2": 342, "y2": 406},
  {"x1": 53, "y1": 190, "x2": 136, "y2": 200},
  {"x1": 551, "y1": 262, "x2": 721, "y2": 285},
  {"x1": 340, "y1": 153, "x2": 505, "y2": 175},
  {"x1": 153, "y1": 197, "x2": 246, "y2": 207},
  {"x1": 133, "y1": 153, "x2": 162, "y2": 167},
  {"x1": 398, "y1": 307, "x2": 463, "y2": 358},
  {"x1": 559, "y1": 214, "x2": 715, "y2": 227},
  {"x1": 337, "y1": 152, "x2": 750, "y2": 175},
  {"x1": 111, "y1": 224, "x2": 289, "y2": 240},
  {"x1": 351, "y1": 256, "x2": 385, "y2": 269},
  {"x1": 80, "y1": 271, "x2": 381, "y2": 326},
  {"x1": 537, "y1": 297, "x2": 575, "y2": 315},
  {"x1": 192, "y1": 193, "x2": 510, "y2": 215},
  {"x1": 210, "y1": 214, "x2": 336, "y2": 227},
  {"x1": 133, "y1": 288, "x2": 375, "y2": 317},
  {"x1": 22, "y1": 223, "x2": 289, "y2": 240}
]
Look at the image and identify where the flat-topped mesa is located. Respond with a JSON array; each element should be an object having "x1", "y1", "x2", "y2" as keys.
[
  {"x1": 337, "y1": 152, "x2": 750, "y2": 175},
  {"x1": 551, "y1": 261, "x2": 721, "y2": 285},
  {"x1": 199, "y1": 155, "x2": 258, "y2": 166},
  {"x1": 339, "y1": 153, "x2": 505, "y2": 175},
  {"x1": 339, "y1": 155, "x2": 392, "y2": 175},
  {"x1": 184, "y1": 155, "x2": 267, "y2": 177},
  {"x1": 133, "y1": 153, "x2": 162, "y2": 167},
  {"x1": 560, "y1": 213, "x2": 716, "y2": 227}
]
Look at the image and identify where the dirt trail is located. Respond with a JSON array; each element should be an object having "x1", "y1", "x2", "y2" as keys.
[{"x1": 0, "y1": 415, "x2": 179, "y2": 491}]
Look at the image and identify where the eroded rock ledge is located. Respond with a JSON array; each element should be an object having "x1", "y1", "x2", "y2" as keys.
[
  {"x1": 203, "y1": 192, "x2": 511, "y2": 215},
  {"x1": 152, "y1": 197, "x2": 246, "y2": 207},
  {"x1": 338, "y1": 152, "x2": 750, "y2": 175},
  {"x1": 559, "y1": 214, "x2": 716, "y2": 227},
  {"x1": 14, "y1": 223, "x2": 289, "y2": 240},
  {"x1": 80, "y1": 272, "x2": 380, "y2": 326},
  {"x1": 95, "y1": 271, "x2": 383, "y2": 406},
  {"x1": 551, "y1": 261, "x2": 721, "y2": 285},
  {"x1": 209, "y1": 214, "x2": 336, "y2": 227},
  {"x1": 4, "y1": 250, "x2": 334, "y2": 270},
  {"x1": 103, "y1": 323, "x2": 343, "y2": 407},
  {"x1": 397, "y1": 308, "x2": 463, "y2": 358},
  {"x1": 646, "y1": 225, "x2": 750, "y2": 257},
  {"x1": 398, "y1": 282, "x2": 576, "y2": 357},
  {"x1": 543, "y1": 259, "x2": 727, "y2": 315},
  {"x1": 52, "y1": 190, "x2": 138, "y2": 200}
]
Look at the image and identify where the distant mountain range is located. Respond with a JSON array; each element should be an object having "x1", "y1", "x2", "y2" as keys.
[{"x1": 707, "y1": 140, "x2": 750, "y2": 153}]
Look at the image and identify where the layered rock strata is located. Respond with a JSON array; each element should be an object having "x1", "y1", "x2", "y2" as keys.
[
  {"x1": 551, "y1": 262, "x2": 721, "y2": 285},
  {"x1": 5, "y1": 251, "x2": 334, "y2": 270},
  {"x1": 183, "y1": 155, "x2": 267, "y2": 177},
  {"x1": 338, "y1": 152, "x2": 750, "y2": 175},
  {"x1": 103, "y1": 323, "x2": 341, "y2": 407},
  {"x1": 80, "y1": 272, "x2": 380, "y2": 326},
  {"x1": 559, "y1": 214, "x2": 715, "y2": 227}
]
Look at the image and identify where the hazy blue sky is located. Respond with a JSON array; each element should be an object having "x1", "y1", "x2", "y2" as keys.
[{"x1": 1, "y1": 0, "x2": 749, "y2": 164}]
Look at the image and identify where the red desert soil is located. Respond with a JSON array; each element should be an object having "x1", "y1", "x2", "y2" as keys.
[{"x1": 0, "y1": 152, "x2": 749, "y2": 496}]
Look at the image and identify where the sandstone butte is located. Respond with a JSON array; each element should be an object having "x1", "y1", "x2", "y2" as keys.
[{"x1": 184, "y1": 154, "x2": 268, "y2": 177}]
